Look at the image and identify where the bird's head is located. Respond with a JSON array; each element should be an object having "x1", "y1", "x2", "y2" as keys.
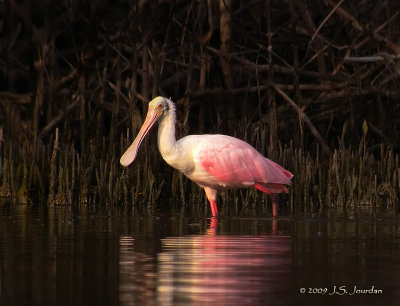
[
  {"x1": 120, "y1": 96, "x2": 173, "y2": 166},
  {"x1": 148, "y1": 96, "x2": 171, "y2": 117}
]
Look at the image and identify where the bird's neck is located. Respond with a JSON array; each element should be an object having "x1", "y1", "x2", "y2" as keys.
[{"x1": 157, "y1": 101, "x2": 178, "y2": 158}]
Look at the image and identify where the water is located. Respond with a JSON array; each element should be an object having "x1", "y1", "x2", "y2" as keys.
[{"x1": 0, "y1": 203, "x2": 399, "y2": 306}]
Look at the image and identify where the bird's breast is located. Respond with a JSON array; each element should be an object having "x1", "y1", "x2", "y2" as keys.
[{"x1": 160, "y1": 147, "x2": 195, "y2": 175}]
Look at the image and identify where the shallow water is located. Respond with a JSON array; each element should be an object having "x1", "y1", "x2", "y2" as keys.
[{"x1": 0, "y1": 204, "x2": 399, "y2": 306}]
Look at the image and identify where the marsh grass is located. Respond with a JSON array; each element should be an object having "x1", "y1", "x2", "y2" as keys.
[{"x1": 0, "y1": 123, "x2": 398, "y2": 215}]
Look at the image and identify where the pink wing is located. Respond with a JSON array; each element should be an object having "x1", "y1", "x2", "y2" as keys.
[{"x1": 195, "y1": 135, "x2": 293, "y2": 188}]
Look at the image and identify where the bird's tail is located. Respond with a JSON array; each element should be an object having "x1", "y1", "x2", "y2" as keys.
[{"x1": 254, "y1": 182, "x2": 289, "y2": 194}]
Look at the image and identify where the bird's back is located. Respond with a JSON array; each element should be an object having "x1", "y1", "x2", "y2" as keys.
[{"x1": 181, "y1": 134, "x2": 293, "y2": 188}]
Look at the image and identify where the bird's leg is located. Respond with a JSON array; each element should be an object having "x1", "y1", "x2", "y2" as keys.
[
  {"x1": 203, "y1": 187, "x2": 218, "y2": 217},
  {"x1": 209, "y1": 200, "x2": 218, "y2": 217},
  {"x1": 268, "y1": 194, "x2": 279, "y2": 217},
  {"x1": 254, "y1": 183, "x2": 277, "y2": 216},
  {"x1": 272, "y1": 201, "x2": 278, "y2": 217},
  {"x1": 254, "y1": 183, "x2": 280, "y2": 217}
]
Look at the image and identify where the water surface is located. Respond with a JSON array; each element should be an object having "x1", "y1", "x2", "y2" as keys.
[{"x1": 0, "y1": 204, "x2": 399, "y2": 305}]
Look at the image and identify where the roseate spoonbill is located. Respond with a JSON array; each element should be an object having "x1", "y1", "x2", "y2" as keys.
[{"x1": 120, "y1": 97, "x2": 293, "y2": 217}]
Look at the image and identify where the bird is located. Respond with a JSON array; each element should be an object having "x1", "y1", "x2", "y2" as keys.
[{"x1": 120, "y1": 97, "x2": 293, "y2": 217}]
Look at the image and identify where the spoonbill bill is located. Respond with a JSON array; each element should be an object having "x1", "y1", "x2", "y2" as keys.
[{"x1": 120, "y1": 97, "x2": 293, "y2": 217}]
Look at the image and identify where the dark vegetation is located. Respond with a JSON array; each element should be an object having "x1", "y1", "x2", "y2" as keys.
[{"x1": 0, "y1": 0, "x2": 399, "y2": 213}]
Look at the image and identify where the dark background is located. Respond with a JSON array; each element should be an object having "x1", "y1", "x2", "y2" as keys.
[{"x1": 0, "y1": 0, "x2": 399, "y2": 206}]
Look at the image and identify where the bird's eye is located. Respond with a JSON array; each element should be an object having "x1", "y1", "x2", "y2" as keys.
[{"x1": 157, "y1": 104, "x2": 163, "y2": 109}]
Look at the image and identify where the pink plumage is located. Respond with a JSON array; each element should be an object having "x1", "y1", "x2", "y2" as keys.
[{"x1": 195, "y1": 135, "x2": 292, "y2": 190}]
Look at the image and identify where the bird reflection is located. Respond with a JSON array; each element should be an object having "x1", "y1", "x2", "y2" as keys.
[
  {"x1": 157, "y1": 220, "x2": 291, "y2": 305},
  {"x1": 118, "y1": 219, "x2": 291, "y2": 306},
  {"x1": 207, "y1": 216, "x2": 218, "y2": 235}
]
